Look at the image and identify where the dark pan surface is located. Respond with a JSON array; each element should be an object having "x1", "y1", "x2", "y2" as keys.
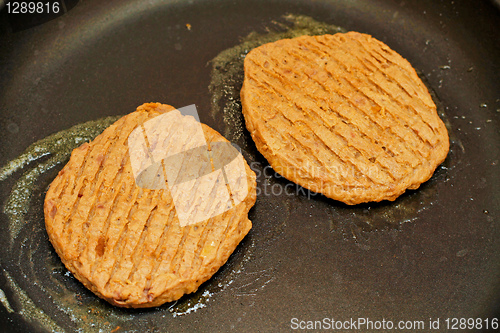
[{"x1": 0, "y1": 0, "x2": 499, "y2": 332}]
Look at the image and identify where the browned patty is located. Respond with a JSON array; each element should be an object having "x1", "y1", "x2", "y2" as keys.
[
  {"x1": 44, "y1": 103, "x2": 256, "y2": 308},
  {"x1": 241, "y1": 32, "x2": 449, "y2": 204}
]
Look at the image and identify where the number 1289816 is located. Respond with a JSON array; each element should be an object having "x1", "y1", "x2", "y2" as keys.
[{"x1": 6, "y1": 2, "x2": 61, "y2": 14}]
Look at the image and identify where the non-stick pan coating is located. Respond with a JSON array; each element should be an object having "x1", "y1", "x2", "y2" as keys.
[{"x1": 0, "y1": 0, "x2": 499, "y2": 332}]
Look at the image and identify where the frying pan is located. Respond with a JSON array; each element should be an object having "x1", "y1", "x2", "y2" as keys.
[{"x1": 0, "y1": 0, "x2": 499, "y2": 332}]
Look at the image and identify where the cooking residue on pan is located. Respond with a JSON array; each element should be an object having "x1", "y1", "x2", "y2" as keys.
[
  {"x1": 0, "y1": 288, "x2": 14, "y2": 313},
  {"x1": 1, "y1": 116, "x2": 120, "y2": 244},
  {"x1": 208, "y1": 14, "x2": 462, "y2": 239}
]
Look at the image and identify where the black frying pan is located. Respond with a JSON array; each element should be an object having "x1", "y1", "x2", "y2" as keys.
[{"x1": 0, "y1": 0, "x2": 499, "y2": 332}]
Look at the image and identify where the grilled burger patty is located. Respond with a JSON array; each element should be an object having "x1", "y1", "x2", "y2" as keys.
[
  {"x1": 241, "y1": 32, "x2": 449, "y2": 204},
  {"x1": 44, "y1": 103, "x2": 256, "y2": 308}
]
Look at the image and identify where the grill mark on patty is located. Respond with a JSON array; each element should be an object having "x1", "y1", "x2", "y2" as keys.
[
  {"x1": 171, "y1": 170, "x2": 229, "y2": 279},
  {"x1": 263, "y1": 49, "x2": 406, "y2": 181},
  {"x1": 357, "y1": 37, "x2": 436, "y2": 110},
  {"x1": 126, "y1": 193, "x2": 160, "y2": 281},
  {"x1": 191, "y1": 217, "x2": 217, "y2": 279},
  {"x1": 305, "y1": 37, "x2": 434, "y2": 153},
  {"x1": 244, "y1": 80, "x2": 357, "y2": 184},
  {"x1": 56, "y1": 146, "x2": 91, "y2": 246},
  {"x1": 246, "y1": 61, "x2": 395, "y2": 185},
  {"x1": 67, "y1": 146, "x2": 113, "y2": 263},
  {"x1": 168, "y1": 223, "x2": 190, "y2": 278},
  {"x1": 103, "y1": 185, "x2": 141, "y2": 291},
  {"x1": 72, "y1": 117, "x2": 141, "y2": 275},
  {"x1": 131, "y1": 192, "x2": 173, "y2": 299},
  {"x1": 313, "y1": 36, "x2": 438, "y2": 145},
  {"x1": 92, "y1": 160, "x2": 138, "y2": 290},
  {"x1": 142, "y1": 195, "x2": 176, "y2": 298},
  {"x1": 214, "y1": 200, "x2": 244, "y2": 267},
  {"x1": 337, "y1": 75, "x2": 430, "y2": 164},
  {"x1": 88, "y1": 162, "x2": 127, "y2": 279},
  {"x1": 60, "y1": 118, "x2": 126, "y2": 253},
  {"x1": 263, "y1": 35, "x2": 434, "y2": 176},
  {"x1": 250, "y1": 48, "x2": 405, "y2": 181},
  {"x1": 111, "y1": 189, "x2": 160, "y2": 296}
]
